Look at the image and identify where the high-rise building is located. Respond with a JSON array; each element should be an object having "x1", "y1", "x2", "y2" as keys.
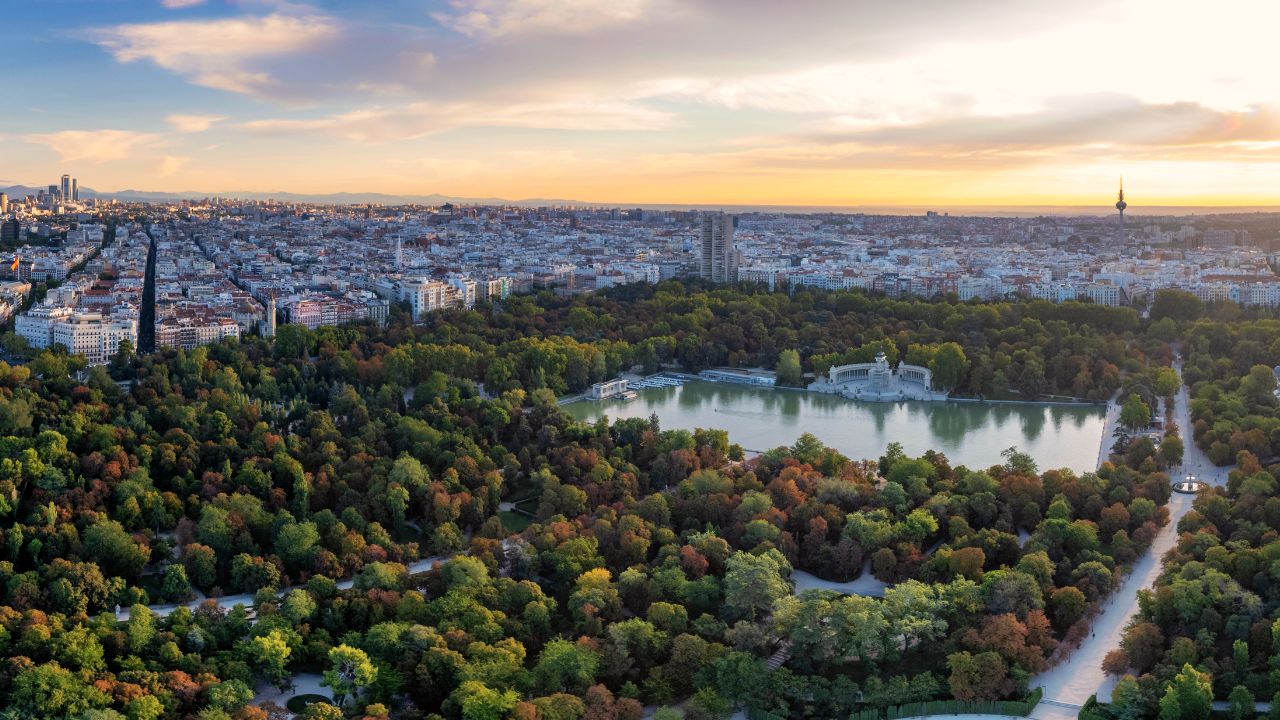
[
  {"x1": 0, "y1": 219, "x2": 18, "y2": 244},
  {"x1": 60, "y1": 175, "x2": 71, "y2": 203},
  {"x1": 0, "y1": 192, "x2": 8, "y2": 214},
  {"x1": 71, "y1": 178, "x2": 78, "y2": 202},
  {"x1": 699, "y1": 212, "x2": 738, "y2": 283}
]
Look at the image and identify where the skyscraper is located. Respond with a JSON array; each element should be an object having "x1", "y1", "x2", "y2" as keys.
[
  {"x1": 699, "y1": 212, "x2": 738, "y2": 283},
  {"x1": 60, "y1": 174, "x2": 71, "y2": 203},
  {"x1": 0, "y1": 192, "x2": 8, "y2": 214},
  {"x1": 71, "y1": 178, "x2": 78, "y2": 202}
]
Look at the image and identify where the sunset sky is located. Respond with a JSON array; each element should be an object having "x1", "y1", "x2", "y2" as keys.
[{"x1": 5, "y1": 0, "x2": 1280, "y2": 206}]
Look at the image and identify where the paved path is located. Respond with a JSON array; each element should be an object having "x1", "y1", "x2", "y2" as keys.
[
  {"x1": 1096, "y1": 398, "x2": 1122, "y2": 469},
  {"x1": 251, "y1": 672, "x2": 330, "y2": 716},
  {"x1": 115, "y1": 552, "x2": 459, "y2": 621},
  {"x1": 1030, "y1": 492, "x2": 1193, "y2": 716},
  {"x1": 792, "y1": 563, "x2": 888, "y2": 597},
  {"x1": 1030, "y1": 359, "x2": 1224, "y2": 719}
]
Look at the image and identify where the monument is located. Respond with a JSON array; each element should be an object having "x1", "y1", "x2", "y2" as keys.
[{"x1": 809, "y1": 351, "x2": 947, "y2": 402}]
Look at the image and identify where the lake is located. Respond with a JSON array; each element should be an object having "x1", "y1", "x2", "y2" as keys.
[{"x1": 565, "y1": 380, "x2": 1105, "y2": 474}]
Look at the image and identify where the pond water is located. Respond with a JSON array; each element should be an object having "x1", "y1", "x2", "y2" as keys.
[{"x1": 565, "y1": 380, "x2": 1105, "y2": 474}]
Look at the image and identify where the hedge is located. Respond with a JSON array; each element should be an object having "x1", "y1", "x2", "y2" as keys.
[{"x1": 747, "y1": 688, "x2": 1043, "y2": 720}]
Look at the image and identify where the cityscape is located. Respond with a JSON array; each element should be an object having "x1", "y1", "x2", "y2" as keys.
[
  {"x1": 1, "y1": 3, "x2": 1280, "y2": 720},
  {"x1": 3, "y1": 176, "x2": 1280, "y2": 368}
]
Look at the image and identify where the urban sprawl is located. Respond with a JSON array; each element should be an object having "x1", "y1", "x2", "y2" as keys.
[{"x1": 1, "y1": 179, "x2": 1279, "y2": 366}]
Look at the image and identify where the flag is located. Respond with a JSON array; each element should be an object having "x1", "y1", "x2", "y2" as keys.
[{"x1": 9, "y1": 255, "x2": 16, "y2": 272}]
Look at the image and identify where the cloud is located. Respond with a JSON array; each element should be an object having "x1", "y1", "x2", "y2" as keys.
[
  {"x1": 158, "y1": 155, "x2": 190, "y2": 176},
  {"x1": 804, "y1": 97, "x2": 1280, "y2": 153},
  {"x1": 433, "y1": 0, "x2": 673, "y2": 38},
  {"x1": 94, "y1": 11, "x2": 340, "y2": 99},
  {"x1": 24, "y1": 130, "x2": 160, "y2": 163},
  {"x1": 160, "y1": 0, "x2": 205, "y2": 8},
  {"x1": 240, "y1": 99, "x2": 675, "y2": 141},
  {"x1": 166, "y1": 113, "x2": 227, "y2": 133}
]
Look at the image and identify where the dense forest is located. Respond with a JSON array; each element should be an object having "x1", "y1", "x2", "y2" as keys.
[
  {"x1": 405, "y1": 279, "x2": 1158, "y2": 402},
  {"x1": 0, "y1": 280, "x2": 1258, "y2": 720}
]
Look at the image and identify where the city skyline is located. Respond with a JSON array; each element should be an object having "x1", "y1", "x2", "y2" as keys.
[{"x1": 5, "y1": 0, "x2": 1280, "y2": 207}]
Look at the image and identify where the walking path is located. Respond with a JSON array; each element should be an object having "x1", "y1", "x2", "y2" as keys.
[
  {"x1": 250, "y1": 672, "x2": 329, "y2": 715},
  {"x1": 792, "y1": 563, "x2": 888, "y2": 597},
  {"x1": 1029, "y1": 359, "x2": 1230, "y2": 720},
  {"x1": 116, "y1": 551, "x2": 460, "y2": 621},
  {"x1": 1095, "y1": 398, "x2": 1122, "y2": 470}
]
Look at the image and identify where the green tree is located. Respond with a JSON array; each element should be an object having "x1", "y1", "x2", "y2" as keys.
[
  {"x1": 1227, "y1": 685, "x2": 1255, "y2": 720},
  {"x1": 323, "y1": 644, "x2": 378, "y2": 708},
  {"x1": 160, "y1": 563, "x2": 191, "y2": 602},
  {"x1": 1153, "y1": 367, "x2": 1181, "y2": 397},
  {"x1": 9, "y1": 662, "x2": 111, "y2": 718},
  {"x1": 1150, "y1": 290, "x2": 1204, "y2": 322},
  {"x1": 723, "y1": 549, "x2": 791, "y2": 621},
  {"x1": 775, "y1": 350, "x2": 803, "y2": 387},
  {"x1": 83, "y1": 520, "x2": 148, "y2": 581},
  {"x1": 534, "y1": 639, "x2": 600, "y2": 695},
  {"x1": 452, "y1": 681, "x2": 519, "y2": 720},
  {"x1": 947, "y1": 650, "x2": 1011, "y2": 701},
  {"x1": 1159, "y1": 664, "x2": 1213, "y2": 720},
  {"x1": 1241, "y1": 365, "x2": 1277, "y2": 401},
  {"x1": 929, "y1": 342, "x2": 970, "y2": 391},
  {"x1": 248, "y1": 629, "x2": 293, "y2": 691},
  {"x1": 1120, "y1": 393, "x2": 1152, "y2": 432}
]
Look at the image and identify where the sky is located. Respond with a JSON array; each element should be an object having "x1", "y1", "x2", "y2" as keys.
[{"x1": 4, "y1": 0, "x2": 1280, "y2": 206}]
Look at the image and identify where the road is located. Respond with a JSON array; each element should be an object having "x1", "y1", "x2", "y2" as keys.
[{"x1": 1030, "y1": 358, "x2": 1231, "y2": 720}]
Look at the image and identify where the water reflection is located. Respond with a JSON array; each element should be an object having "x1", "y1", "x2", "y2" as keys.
[{"x1": 566, "y1": 380, "x2": 1105, "y2": 474}]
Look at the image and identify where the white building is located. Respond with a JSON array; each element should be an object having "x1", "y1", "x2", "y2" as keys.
[
  {"x1": 15, "y1": 305, "x2": 72, "y2": 349},
  {"x1": 399, "y1": 279, "x2": 455, "y2": 319},
  {"x1": 52, "y1": 313, "x2": 138, "y2": 365}
]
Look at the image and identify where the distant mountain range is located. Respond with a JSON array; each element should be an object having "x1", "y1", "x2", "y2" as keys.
[
  {"x1": 0, "y1": 182, "x2": 582, "y2": 207},
  {"x1": 4, "y1": 181, "x2": 1280, "y2": 217}
]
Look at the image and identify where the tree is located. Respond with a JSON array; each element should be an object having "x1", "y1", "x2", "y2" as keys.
[
  {"x1": 282, "y1": 588, "x2": 318, "y2": 624},
  {"x1": 1227, "y1": 686, "x2": 1255, "y2": 720},
  {"x1": 949, "y1": 547, "x2": 985, "y2": 581},
  {"x1": 160, "y1": 563, "x2": 191, "y2": 602},
  {"x1": 723, "y1": 549, "x2": 791, "y2": 621},
  {"x1": 1160, "y1": 435, "x2": 1184, "y2": 467},
  {"x1": 9, "y1": 662, "x2": 112, "y2": 717},
  {"x1": 276, "y1": 521, "x2": 320, "y2": 573},
  {"x1": 1159, "y1": 664, "x2": 1212, "y2": 720},
  {"x1": 248, "y1": 629, "x2": 293, "y2": 691},
  {"x1": 1049, "y1": 586, "x2": 1087, "y2": 629},
  {"x1": 1241, "y1": 365, "x2": 1277, "y2": 402},
  {"x1": 183, "y1": 543, "x2": 218, "y2": 589},
  {"x1": 1153, "y1": 367, "x2": 1181, "y2": 397},
  {"x1": 323, "y1": 644, "x2": 378, "y2": 709},
  {"x1": 775, "y1": 350, "x2": 803, "y2": 387},
  {"x1": 929, "y1": 343, "x2": 970, "y2": 391},
  {"x1": 125, "y1": 694, "x2": 165, "y2": 720},
  {"x1": 947, "y1": 651, "x2": 1012, "y2": 701},
  {"x1": 1111, "y1": 676, "x2": 1148, "y2": 720},
  {"x1": 1150, "y1": 290, "x2": 1204, "y2": 322},
  {"x1": 83, "y1": 519, "x2": 148, "y2": 581},
  {"x1": 1120, "y1": 394, "x2": 1152, "y2": 432},
  {"x1": 1017, "y1": 358, "x2": 1047, "y2": 399},
  {"x1": 127, "y1": 604, "x2": 156, "y2": 653},
  {"x1": 534, "y1": 639, "x2": 600, "y2": 695}
]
